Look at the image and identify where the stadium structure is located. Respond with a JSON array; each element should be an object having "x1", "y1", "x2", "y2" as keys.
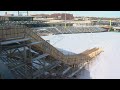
[{"x1": 0, "y1": 14, "x2": 109, "y2": 79}]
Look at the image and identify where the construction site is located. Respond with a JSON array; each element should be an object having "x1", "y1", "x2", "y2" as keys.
[{"x1": 0, "y1": 11, "x2": 108, "y2": 79}]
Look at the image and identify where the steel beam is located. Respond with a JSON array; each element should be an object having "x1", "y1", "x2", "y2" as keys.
[
  {"x1": 32, "y1": 54, "x2": 49, "y2": 61},
  {"x1": 1, "y1": 38, "x2": 31, "y2": 45}
]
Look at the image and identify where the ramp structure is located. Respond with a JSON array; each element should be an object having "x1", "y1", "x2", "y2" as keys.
[
  {"x1": 26, "y1": 28, "x2": 103, "y2": 67},
  {"x1": 0, "y1": 24, "x2": 103, "y2": 79}
]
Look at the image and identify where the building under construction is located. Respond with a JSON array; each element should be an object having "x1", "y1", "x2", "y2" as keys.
[{"x1": 0, "y1": 17, "x2": 104, "y2": 79}]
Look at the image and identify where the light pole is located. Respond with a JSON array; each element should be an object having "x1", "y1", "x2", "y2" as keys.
[
  {"x1": 18, "y1": 11, "x2": 19, "y2": 16},
  {"x1": 27, "y1": 11, "x2": 29, "y2": 16},
  {"x1": 65, "y1": 11, "x2": 66, "y2": 29}
]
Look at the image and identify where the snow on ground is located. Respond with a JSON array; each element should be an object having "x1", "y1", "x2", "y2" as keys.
[{"x1": 41, "y1": 32, "x2": 120, "y2": 79}]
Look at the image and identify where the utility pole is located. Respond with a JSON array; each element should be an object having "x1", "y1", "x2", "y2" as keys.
[
  {"x1": 109, "y1": 20, "x2": 112, "y2": 32},
  {"x1": 18, "y1": 11, "x2": 20, "y2": 16},
  {"x1": 27, "y1": 11, "x2": 29, "y2": 16},
  {"x1": 65, "y1": 11, "x2": 66, "y2": 29},
  {"x1": 110, "y1": 20, "x2": 111, "y2": 27}
]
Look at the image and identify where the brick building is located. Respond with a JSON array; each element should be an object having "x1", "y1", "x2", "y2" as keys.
[
  {"x1": 50, "y1": 13, "x2": 74, "y2": 20},
  {"x1": 31, "y1": 13, "x2": 74, "y2": 20}
]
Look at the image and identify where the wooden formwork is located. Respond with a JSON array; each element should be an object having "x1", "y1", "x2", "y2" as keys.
[
  {"x1": 65, "y1": 48, "x2": 103, "y2": 67},
  {"x1": 0, "y1": 24, "x2": 103, "y2": 69},
  {"x1": 25, "y1": 28, "x2": 104, "y2": 68},
  {"x1": 0, "y1": 24, "x2": 104, "y2": 79},
  {"x1": 0, "y1": 24, "x2": 26, "y2": 41}
]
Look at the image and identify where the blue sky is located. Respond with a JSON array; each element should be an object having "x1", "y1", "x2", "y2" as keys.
[{"x1": 0, "y1": 11, "x2": 120, "y2": 17}]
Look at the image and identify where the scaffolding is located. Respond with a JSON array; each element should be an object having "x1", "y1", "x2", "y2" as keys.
[
  {"x1": 0, "y1": 24, "x2": 69, "y2": 79},
  {"x1": 0, "y1": 23, "x2": 103, "y2": 79}
]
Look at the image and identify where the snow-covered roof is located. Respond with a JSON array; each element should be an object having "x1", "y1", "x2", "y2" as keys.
[{"x1": 42, "y1": 32, "x2": 120, "y2": 79}]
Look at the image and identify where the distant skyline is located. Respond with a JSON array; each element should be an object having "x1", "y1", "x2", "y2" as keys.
[{"x1": 0, "y1": 11, "x2": 120, "y2": 18}]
